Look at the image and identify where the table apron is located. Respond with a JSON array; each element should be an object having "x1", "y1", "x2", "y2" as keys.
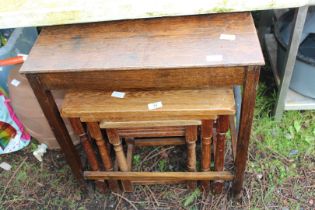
[{"x1": 35, "y1": 67, "x2": 245, "y2": 91}]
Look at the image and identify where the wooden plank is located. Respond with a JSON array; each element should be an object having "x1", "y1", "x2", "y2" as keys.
[
  {"x1": 128, "y1": 137, "x2": 186, "y2": 146},
  {"x1": 37, "y1": 68, "x2": 246, "y2": 91},
  {"x1": 61, "y1": 88, "x2": 235, "y2": 121},
  {"x1": 83, "y1": 171, "x2": 234, "y2": 181},
  {"x1": 131, "y1": 180, "x2": 185, "y2": 185},
  {"x1": 20, "y1": 13, "x2": 264, "y2": 74},
  {"x1": 229, "y1": 115, "x2": 237, "y2": 161},
  {"x1": 117, "y1": 127, "x2": 185, "y2": 138},
  {"x1": 232, "y1": 66, "x2": 260, "y2": 198},
  {"x1": 1, "y1": 0, "x2": 311, "y2": 29},
  {"x1": 101, "y1": 120, "x2": 202, "y2": 128}
]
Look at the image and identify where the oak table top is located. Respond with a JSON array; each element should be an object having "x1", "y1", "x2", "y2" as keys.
[
  {"x1": 61, "y1": 88, "x2": 235, "y2": 121},
  {"x1": 20, "y1": 12, "x2": 264, "y2": 74}
]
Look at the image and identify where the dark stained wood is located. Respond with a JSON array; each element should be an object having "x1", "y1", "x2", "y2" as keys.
[
  {"x1": 25, "y1": 74, "x2": 83, "y2": 182},
  {"x1": 20, "y1": 13, "x2": 264, "y2": 74},
  {"x1": 69, "y1": 118, "x2": 106, "y2": 193},
  {"x1": 128, "y1": 137, "x2": 185, "y2": 146},
  {"x1": 36, "y1": 68, "x2": 245, "y2": 91},
  {"x1": 201, "y1": 120, "x2": 213, "y2": 191},
  {"x1": 106, "y1": 129, "x2": 133, "y2": 192},
  {"x1": 229, "y1": 115, "x2": 237, "y2": 161},
  {"x1": 213, "y1": 115, "x2": 229, "y2": 194},
  {"x1": 185, "y1": 126, "x2": 198, "y2": 189},
  {"x1": 84, "y1": 171, "x2": 235, "y2": 181},
  {"x1": 61, "y1": 88, "x2": 235, "y2": 121},
  {"x1": 216, "y1": 115, "x2": 229, "y2": 132},
  {"x1": 87, "y1": 122, "x2": 120, "y2": 192},
  {"x1": 232, "y1": 66, "x2": 261, "y2": 198},
  {"x1": 126, "y1": 138, "x2": 134, "y2": 171}
]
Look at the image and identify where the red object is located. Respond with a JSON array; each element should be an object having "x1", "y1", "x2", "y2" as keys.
[{"x1": 0, "y1": 56, "x2": 25, "y2": 66}]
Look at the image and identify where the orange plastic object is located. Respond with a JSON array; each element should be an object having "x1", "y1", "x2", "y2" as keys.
[{"x1": 0, "y1": 56, "x2": 25, "y2": 66}]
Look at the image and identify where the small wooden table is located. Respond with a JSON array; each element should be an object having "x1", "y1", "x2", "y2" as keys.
[{"x1": 20, "y1": 12, "x2": 264, "y2": 197}]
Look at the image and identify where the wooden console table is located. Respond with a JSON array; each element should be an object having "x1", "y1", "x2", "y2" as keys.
[{"x1": 20, "y1": 12, "x2": 264, "y2": 197}]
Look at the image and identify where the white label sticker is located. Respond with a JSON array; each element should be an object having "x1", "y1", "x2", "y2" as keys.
[
  {"x1": 0, "y1": 162, "x2": 12, "y2": 171},
  {"x1": 111, "y1": 91, "x2": 125, "y2": 98},
  {"x1": 17, "y1": 53, "x2": 28, "y2": 61},
  {"x1": 11, "y1": 79, "x2": 21, "y2": 87},
  {"x1": 148, "y1": 101, "x2": 163, "y2": 110},
  {"x1": 220, "y1": 34, "x2": 236, "y2": 41},
  {"x1": 206, "y1": 55, "x2": 223, "y2": 62}
]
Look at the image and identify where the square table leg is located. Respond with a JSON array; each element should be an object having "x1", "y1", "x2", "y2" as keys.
[
  {"x1": 26, "y1": 74, "x2": 84, "y2": 182},
  {"x1": 232, "y1": 66, "x2": 260, "y2": 198}
]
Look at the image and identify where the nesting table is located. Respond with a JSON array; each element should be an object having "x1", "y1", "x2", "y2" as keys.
[{"x1": 20, "y1": 12, "x2": 264, "y2": 197}]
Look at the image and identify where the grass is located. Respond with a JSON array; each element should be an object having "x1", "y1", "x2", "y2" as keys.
[{"x1": 0, "y1": 68, "x2": 315, "y2": 209}]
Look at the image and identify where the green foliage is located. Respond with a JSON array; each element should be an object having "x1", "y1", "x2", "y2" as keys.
[
  {"x1": 254, "y1": 111, "x2": 315, "y2": 159},
  {"x1": 30, "y1": 142, "x2": 38, "y2": 152},
  {"x1": 182, "y1": 188, "x2": 201, "y2": 207},
  {"x1": 133, "y1": 154, "x2": 141, "y2": 167},
  {"x1": 158, "y1": 159, "x2": 167, "y2": 172},
  {"x1": 0, "y1": 33, "x2": 8, "y2": 47},
  {"x1": 250, "y1": 82, "x2": 315, "y2": 189}
]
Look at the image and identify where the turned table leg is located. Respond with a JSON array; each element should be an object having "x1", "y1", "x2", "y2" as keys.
[
  {"x1": 213, "y1": 115, "x2": 229, "y2": 194},
  {"x1": 232, "y1": 66, "x2": 260, "y2": 198},
  {"x1": 87, "y1": 122, "x2": 120, "y2": 192},
  {"x1": 201, "y1": 120, "x2": 213, "y2": 191},
  {"x1": 185, "y1": 125, "x2": 198, "y2": 189},
  {"x1": 106, "y1": 129, "x2": 133, "y2": 192},
  {"x1": 69, "y1": 118, "x2": 106, "y2": 192}
]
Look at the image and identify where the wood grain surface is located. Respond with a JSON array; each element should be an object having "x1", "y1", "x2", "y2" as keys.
[
  {"x1": 100, "y1": 120, "x2": 202, "y2": 128},
  {"x1": 83, "y1": 171, "x2": 234, "y2": 181},
  {"x1": 20, "y1": 12, "x2": 264, "y2": 74},
  {"x1": 38, "y1": 67, "x2": 245, "y2": 91},
  {"x1": 61, "y1": 88, "x2": 235, "y2": 121}
]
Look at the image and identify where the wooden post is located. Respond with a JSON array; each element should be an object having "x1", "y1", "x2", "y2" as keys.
[
  {"x1": 69, "y1": 118, "x2": 106, "y2": 193},
  {"x1": 229, "y1": 115, "x2": 237, "y2": 161},
  {"x1": 125, "y1": 138, "x2": 135, "y2": 171},
  {"x1": 87, "y1": 122, "x2": 120, "y2": 192},
  {"x1": 106, "y1": 129, "x2": 133, "y2": 192},
  {"x1": 185, "y1": 125, "x2": 198, "y2": 189},
  {"x1": 232, "y1": 66, "x2": 260, "y2": 198},
  {"x1": 213, "y1": 115, "x2": 229, "y2": 194},
  {"x1": 201, "y1": 120, "x2": 213, "y2": 191},
  {"x1": 25, "y1": 74, "x2": 84, "y2": 182}
]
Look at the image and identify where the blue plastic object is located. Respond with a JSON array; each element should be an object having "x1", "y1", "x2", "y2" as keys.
[
  {"x1": 275, "y1": 8, "x2": 315, "y2": 99},
  {"x1": 0, "y1": 28, "x2": 37, "y2": 93}
]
